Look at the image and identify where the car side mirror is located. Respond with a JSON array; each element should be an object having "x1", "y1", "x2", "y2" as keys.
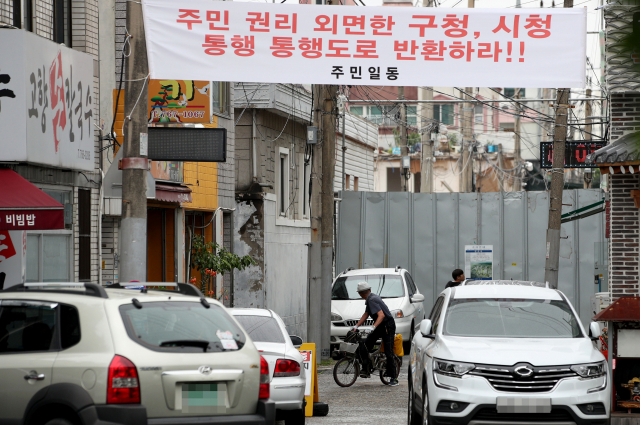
[
  {"x1": 411, "y1": 293, "x2": 425, "y2": 303},
  {"x1": 420, "y1": 319, "x2": 434, "y2": 338},
  {"x1": 589, "y1": 322, "x2": 600, "y2": 342},
  {"x1": 290, "y1": 335, "x2": 303, "y2": 347}
]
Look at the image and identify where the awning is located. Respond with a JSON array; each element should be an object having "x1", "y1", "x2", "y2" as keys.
[
  {"x1": 0, "y1": 169, "x2": 64, "y2": 230},
  {"x1": 155, "y1": 183, "x2": 192, "y2": 203}
]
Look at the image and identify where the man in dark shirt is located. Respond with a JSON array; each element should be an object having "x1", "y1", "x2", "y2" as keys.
[
  {"x1": 353, "y1": 281, "x2": 398, "y2": 386},
  {"x1": 445, "y1": 269, "x2": 465, "y2": 288}
]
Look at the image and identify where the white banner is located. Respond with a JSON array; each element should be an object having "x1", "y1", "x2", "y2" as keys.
[{"x1": 142, "y1": 0, "x2": 586, "y2": 87}]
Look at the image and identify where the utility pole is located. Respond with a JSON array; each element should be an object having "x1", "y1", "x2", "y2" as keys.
[
  {"x1": 458, "y1": 0, "x2": 475, "y2": 193},
  {"x1": 120, "y1": 0, "x2": 148, "y2": 282},
  {"x1": 420, "y1": 0, "x2": 434, "y2": 194},
  {"x1": 543, "y1": 0, "x2": 573, "y2": 289},
  {"x1": 308, "y1": 85, "x2": 323, "y2": 362},
  {"x1": 320, "y1": 85, "x2": 337, "y2": 361},
  {"x1": 514, "y1": 88, "x2": 522, "y2": 191},
  {"x1": 460, "y1": 87, "x2": 474, "y2": 192},
  {"x1": 584, "y1": 88, "x2": 592, "y2": 189},
  {"x1": 498, "y1": 144, "x2": 505, "y2": 192},
  {"x1": 398, "y1": 86, "x2": 408, "y2": 191}
]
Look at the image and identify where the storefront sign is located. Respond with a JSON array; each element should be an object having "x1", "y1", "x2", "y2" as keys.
[
  {"x1": 540, "y1": 141, "x2": 606, "y2": 168},
  {"x1": 0, "y1": 30, "x2": 95, "y2": 171},
  {"x1": 142, "y1": 0, "x2": 586, "y2": 87},
  {"x1": 148, "y1": 79, "x2": 211, "y2": 123}
]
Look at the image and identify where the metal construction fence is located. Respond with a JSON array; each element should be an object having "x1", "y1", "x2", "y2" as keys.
[{"x1": 336, "y1": 189, "x2": 607, "y2": 326}]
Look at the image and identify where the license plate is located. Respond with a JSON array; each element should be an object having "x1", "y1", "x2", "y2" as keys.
[
  {"x1": 496, "y1": 397, "x2": 552, "y2": 414},
  {"x1": 181, "y1": 383, "x2": 227, "y2": 413}
]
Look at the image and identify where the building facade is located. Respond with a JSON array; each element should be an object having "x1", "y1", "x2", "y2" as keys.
[{"x1": 0, "y1": 1, "x2": 101, "y2": 286}]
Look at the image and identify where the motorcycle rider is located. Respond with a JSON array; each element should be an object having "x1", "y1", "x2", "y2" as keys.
[{"x1": 352, "y1": 281, "x2": 399, "y2": 387}]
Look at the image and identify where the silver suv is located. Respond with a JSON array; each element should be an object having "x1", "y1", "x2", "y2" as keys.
[{"x1": 0, "y1": 282, "x2": 275, "y2": 425}]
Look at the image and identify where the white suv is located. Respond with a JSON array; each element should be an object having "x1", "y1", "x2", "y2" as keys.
[
  {"x1": 408, "y1": 280, "x2": 610, "y2": 425},
  {"x1": 0, "y1": 282, "x2": 275, "y2": 425},
  {"x1": 330, "y1": 267, "x2": 425, "y2": 352}
]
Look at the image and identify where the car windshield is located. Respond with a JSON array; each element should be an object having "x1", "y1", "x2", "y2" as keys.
[
  {"x1": 443, "y1": 298, "x2": 583, "y2": 338},
  {"x1": 331, "y1": 275, "x2": 405, "y2": 300},
  {"x1": 232, "y1": 315, "x2": 285, "y2": 343},
  {"x1": 120, "y1": 301, "x2": 246, "y2": 352}
]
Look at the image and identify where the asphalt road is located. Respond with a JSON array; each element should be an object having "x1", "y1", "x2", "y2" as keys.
[{"x1": 306, "y1": 356, "x2": 409, "y2": 424}]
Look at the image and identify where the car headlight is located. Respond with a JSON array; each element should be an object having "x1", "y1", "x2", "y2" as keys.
[
  {"x1": 433, "y1": 359, "x2": 475, "y2": 377},
  {"x1": 571, "y1": 361, "x2": 606, "y2": 379},
  {"x1": 331, "y1": 312, "x2": 342, "y2": 322},
  {"x1": 390, "y1": 309, "x2": 404, "y2": 319}
]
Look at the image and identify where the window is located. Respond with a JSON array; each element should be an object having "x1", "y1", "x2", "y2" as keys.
[
  {"x1": 434, "y1": 104, "x2": 454, "y2": 126},
  {"x1": 444, "y1": 298, "x2": 583, "y2": 338},
  {"x1": 119, "y1": 301, "x2": 247, "y2": 353},
  {"x1": 0, "y1": 301, "x2": 79, "y2": 353},
  {"x1": 331, "y1": 275, "x2": 405, "y2": 300},
  {"x1": 26, "y1": 234, "x2": 72, "y2": 282},
  {"x1": 500, "y1": 123, "x2": 515, "y2": 132},
  {"x1": 53, "y1": 0, "x2": 72, "y2": 45},
  {"x1": 11, "y1": 0, "x2": 21, "y2": 28},
  {"x1": 474, "y1": 104, "x2": 483, "y2": 115},
  {"x1": 211, "y1": 82, "x2": 229, "y2": 115},
  {"x1": 43, "y1": 189, "x2": 72, "y2": 230},
  {"x1": 232, "y1": 315, "x2": 285, "y2": 343},
  {"x1": 345, "y1": 174, "x2": 350, "y2": 190},
  {"x1": 405, "y1": 273, "x2": 417, "y2": 297},
  {"x1": 475, "y1": 115, "x2": 483, "y2": 123},
  {"x1": 350, "y1": 106, "x2": 363, "y2": 115},
  {"x1": 406, "y1": 106, "x2": 417, "y2": 127},
  {"x1": 354, "y1": 176, "x2": 359, "y2": 191},
  {"x1": 278, "y1": 148, "x2": 289, "y2": 217},
  {"x1": 429, "y1": 296, "x2": 445, "y2": 334},
  {"x1": 504, "y1": 88, "x2": 523, "y2": 98},
  {"x1": 0, "y1": 301, "x2": 57, "y2": 353}
]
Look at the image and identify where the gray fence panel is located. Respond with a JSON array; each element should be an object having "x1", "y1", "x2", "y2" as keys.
[
  {"x1": 388, "y1": 192, "x2": 411, "y2": 271},
  {"x1": 362, "y1": 192, "x2": 386, "y2": 269},
  {"x1": 526, "y1": 191, "x2": 550, "y2": 283},
  {"x1": 413, "y1": 193, "x2": 436, "y2": 308},
  {"x1": 336, "y1": 189, "x2": 606, "y2": 327},
  {"x1": 480, "y1": 193, "x2": 503, "y2": 279},
  {"x1": 337, "y1": 191, "x2": 363, "y2": 272},
  {"x1": 435, "y1": 193, "x2": 459, "y2": 295}
]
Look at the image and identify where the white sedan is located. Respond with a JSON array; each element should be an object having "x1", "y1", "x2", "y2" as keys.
[{"x1": 230, "y1": 308, "x2": 306, "y2": 425}]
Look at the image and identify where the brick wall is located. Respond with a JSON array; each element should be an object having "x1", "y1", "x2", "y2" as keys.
[
  {"x1": 608, "y1": 173, "x2": 640, "y2": 297},
  {"x1": 610, "y1": 92, "x2": 640, "y2": 142}
]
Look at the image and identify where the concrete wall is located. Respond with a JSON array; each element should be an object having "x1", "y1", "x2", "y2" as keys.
[{"x1": 234, "y1": 193, "x2": 310, "y2": 340}]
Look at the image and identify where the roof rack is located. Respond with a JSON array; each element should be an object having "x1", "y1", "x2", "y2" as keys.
[
  {"x1": 395, "y1": 265, "x2": 402, "y2": 272},
  {"x1": 105, "y1": 282, "x2": 203, "y2": 297},
  {"x1": 342, "y1": 267, "x2": 355, "y2": 275},
  {"x1": 461, "y1": 280, "x2": 548, "y2": 288},
  {"x1": 3, "y1": 282, "x2": 109, "y2": 299}
]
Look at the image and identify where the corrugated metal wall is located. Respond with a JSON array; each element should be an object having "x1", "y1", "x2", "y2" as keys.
[{"x1": 336, "y1": 189, "x2": 606, "y2": 326}]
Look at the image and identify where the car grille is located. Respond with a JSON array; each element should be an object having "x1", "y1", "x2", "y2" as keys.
[
  {"x1": 472, "y1": 407, "x2": 574, "y2": 422},
  {"x1": 468, "y1": 363, "x2": 578, "y2": 393},
  {"x1": 343, "y1": 319, "x2": 374, "y2": 327}
]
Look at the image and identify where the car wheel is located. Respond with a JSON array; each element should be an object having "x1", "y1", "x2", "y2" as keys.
[
  {"x1": 421, "y1": 377, "x2": 431, "y2": 425},
  {"x1": 283, "y1": 407, "x2": 305, "y2": 425},
  {"x1": 44, "y1": 420, "x2": 74, "y2": 425}
]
